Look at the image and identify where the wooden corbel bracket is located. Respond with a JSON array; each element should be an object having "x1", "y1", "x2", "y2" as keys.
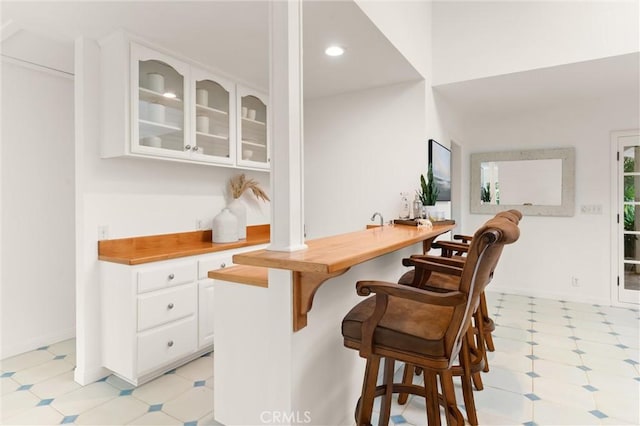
[{"x1": 292, "y1": 268, "x2": 350, "y2": 331}]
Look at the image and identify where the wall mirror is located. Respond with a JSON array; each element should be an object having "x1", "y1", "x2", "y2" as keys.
[{"x1": 470, "y1": 147, "x2": 575, "y2": 216}]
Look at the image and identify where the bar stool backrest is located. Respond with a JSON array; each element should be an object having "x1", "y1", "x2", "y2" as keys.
[{"x1": 444, "y1": 216, "x2": 520, "y2": 365}]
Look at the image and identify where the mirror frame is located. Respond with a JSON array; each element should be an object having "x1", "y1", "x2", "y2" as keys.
[{"x1": 470, "y1": 147, "x2": 575, "y2": 217}]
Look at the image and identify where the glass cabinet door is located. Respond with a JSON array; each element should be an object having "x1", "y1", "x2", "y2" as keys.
[
  {"x1": 237, "y1": 86, "x2": 269, "y2": 169},
  {"x1": 191, "y1": 68, "x2": 235, "y2": 165},
  {"x1": 131, "y1": 44, "x2": 190, "y2": 157}
]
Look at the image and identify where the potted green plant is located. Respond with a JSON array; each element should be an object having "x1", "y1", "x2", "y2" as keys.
[
  {"x1": 417, "y1": 164, "x2": 439, "y2": 219},
  {"x1": 481, "y1": 182, "x2": 491, "y2": 203}
]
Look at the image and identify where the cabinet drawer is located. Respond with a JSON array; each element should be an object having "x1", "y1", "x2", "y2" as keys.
[
  {"x1": 198, "y1": 255, "x2": 233, "y2": 280},
  {"x1": 137, "y1": 316, "x2": 197, "y2": 374},
  {"x1": 138, "y1": 261, "x2": 196, "y2": 293},
  {"x1": 137, "y1": 284, "x2": 196, "y2": 332}
]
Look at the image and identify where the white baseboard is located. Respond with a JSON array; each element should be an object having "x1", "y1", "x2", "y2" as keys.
[
  {"x1": 1, "y1": 327, "x2": 75, "y2": 360},
  {"x1": 74, "y1": 365, "x2": 110, "y2": 386},
  {"x1": 486, "y1": 286, "x2": 611, "y2": 306}
]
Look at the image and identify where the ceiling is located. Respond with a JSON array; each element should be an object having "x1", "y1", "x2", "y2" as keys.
[
  {"x1": 4, "y1": 1, "x2": 635, "y2": 110},
  {"x1": 433, "y1": 52, "x2": 640, "y2": 120},
  {"x1": 0, "y1": 1, "x2": 422, "y2": 99}
]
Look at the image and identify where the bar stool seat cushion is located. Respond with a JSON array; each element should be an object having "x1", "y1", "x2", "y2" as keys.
[{"x1": 342, "y1": 295, "x2": 454, "y2": 358}]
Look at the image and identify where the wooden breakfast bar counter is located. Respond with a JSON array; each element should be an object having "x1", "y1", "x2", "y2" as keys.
[
  {"x1": 230, "y1": 223, "x2": 453, "y2": 273},
  {"x1": 210, "y1": 223, "x2": 454, "y2": 331},
  {"x1": 209, "y1": 223, "x2": 454, "y2": 425}
]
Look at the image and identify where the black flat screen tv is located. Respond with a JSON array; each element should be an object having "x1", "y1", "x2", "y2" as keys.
[{"x1": 428, "y1": 139, "x2": 451, "y2": 202}]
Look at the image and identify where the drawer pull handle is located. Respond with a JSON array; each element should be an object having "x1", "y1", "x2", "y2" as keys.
[
  {"x1": 167, "y1": 340, "x2": 174, "y2": 347},
  {"x1": 167, "y1": 303, "x2": 174, "y2": 310},
  {"x1": 220, "y1": 262, "x2": 226, "y2": 268},
  {"x1": 168, "y1": 274, "x2": 175, "y2": 280}
]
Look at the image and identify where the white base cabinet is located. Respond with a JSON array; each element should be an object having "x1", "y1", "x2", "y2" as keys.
[
  {"x1": 195, "y1": 253, "x2": 236, "y2": 348},
  {"x1": 100, "y1": 245, "x2": 265, "y2": 386}
]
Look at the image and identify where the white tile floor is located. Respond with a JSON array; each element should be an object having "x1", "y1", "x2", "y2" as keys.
[
  {"x1": 1, "y1": 292, "x2": 638, "y2": 425},
  {"x1": 1, "y1": 344, "x2": 217, "y2": 425},
  {"x1": 371, "y1": 292, "x2": 640, "y2": 426}
]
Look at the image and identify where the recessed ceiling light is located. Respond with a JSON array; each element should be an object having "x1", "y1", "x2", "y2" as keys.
[
  {"x1": 163, "y1": 92, "x2": 177, "y2": 99},
  {"x1": 325, "y1": 45, "x2": 344, "y2": 57}
]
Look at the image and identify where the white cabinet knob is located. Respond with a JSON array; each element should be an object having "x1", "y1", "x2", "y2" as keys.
[
  {"x1": 167, "y1": 340, "x2": 174, "y2": 347},
  {"x1": 167, "y1": 303, "x2": 174, "y2": 310},
  {"x1": 168, "y1": 273, "x2": 175, "y2": 280},
  {"x1": 185, "y1": 145, "x2": 191, "y2": 151}
]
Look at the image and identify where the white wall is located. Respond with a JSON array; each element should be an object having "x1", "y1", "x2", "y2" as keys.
[
  {"x1": 349, "y1": 0, "x2": 454, "y2": 228},
  {"x1": 453, "y1": 93, "x2": 640, "y2": 304},
  {"x1": 74, "y1": 38, "x2": 270, "y2": 383},
  {"x1": 356, "y1": 0, "x2": 431, "y2": 78},
  {"x1": 304, "y1": 81, "x2": 428, "y2": 238},
  {"x1": 432, "y1": 0, "x2": 640, "y2": 85},
  {"x1": 1, "y1": 60, "x2": 75, "y2": 358}
]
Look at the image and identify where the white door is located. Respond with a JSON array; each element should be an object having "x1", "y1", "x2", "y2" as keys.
[{"x1": 615, "y1": 131, "x2": 640, "y2": 304}]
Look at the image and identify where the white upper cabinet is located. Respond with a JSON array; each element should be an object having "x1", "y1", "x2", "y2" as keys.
[
  {"x1": 100, "y1": 32, "x2": 267, "y2": 171},
  {"x1": 191, "y1": 67, "x2": 236, "y2": 165},
  {"x1": 131, "y1": 43, "x2": 191, "y2": 159},
  {"x1": 237, "y1": 86, "x2": 269, "y2": 170}
]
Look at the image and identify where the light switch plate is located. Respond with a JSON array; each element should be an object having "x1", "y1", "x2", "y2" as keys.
[{"x1": 580, "y1": 205, "x2": 603, "y2": 214}]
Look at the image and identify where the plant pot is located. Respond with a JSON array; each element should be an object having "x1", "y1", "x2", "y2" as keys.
[
  {"x1": 212, "y1": 208, "x2": 238, "y2": 243},
  {"x1": 424, "y1": 205, "x2": 438, "y2": 221},
  {"x1": 227, "y1": 198, "x2": 247, "y2": 240}
]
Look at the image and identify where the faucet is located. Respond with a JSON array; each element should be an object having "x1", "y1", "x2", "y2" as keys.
[{"x1": 370, "y1": 212, "x2": 384, "y2": 226}]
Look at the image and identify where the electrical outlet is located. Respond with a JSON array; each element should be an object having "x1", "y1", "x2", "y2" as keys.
[
  {"x1": 98, "y1": 225, "x2": 109, "y2": 240},
  {"x1": 571, "y1": 276, "x2": 579, "y2": 287},
  {"x1": 196, "y1": 219, "x2": 211, "y2": 230}
]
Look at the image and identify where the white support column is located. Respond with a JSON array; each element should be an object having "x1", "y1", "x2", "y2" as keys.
[
  {"x1": 268, "y1": 0, "x2": 307, "y2": 252},
  {"x1": 74, "y1": 37, "x2": 109, "y2": 385}
]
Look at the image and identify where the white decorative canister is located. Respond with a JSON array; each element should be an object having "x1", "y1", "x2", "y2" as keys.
[
  {"x1": 149, "y1": 102, "x2": 165, "y2": 123},
  {"x1": 143, "y1": 136, "x2": 162, "y2": 148},
  {"x1": 212, "y1": 208, "x2": 239, "y2": 243},
  {"x1": 227, "y1": 198, "x2": 247, "y2": 240},
  {"x1": 147, "y1": 72, "x2": 164, "y2": 93},
  {"x1": 196, "y1": 88, "x2": 209, "y2": 106},
  {"x1": 196, "y1": 115, "x2": 210, "y2": 133}
]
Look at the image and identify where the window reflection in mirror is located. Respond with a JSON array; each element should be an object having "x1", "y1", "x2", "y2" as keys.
[{"x1": 480, "y1": 159, "x2": 563, "y2": 206}]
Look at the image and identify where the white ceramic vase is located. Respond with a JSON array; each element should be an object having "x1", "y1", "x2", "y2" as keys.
[
  {"x1": 227, "y1": 198, "x2": 247, "y2": 240},
  {"x1": 212, "y1": 208, "x2": 238, "y2": 243}
]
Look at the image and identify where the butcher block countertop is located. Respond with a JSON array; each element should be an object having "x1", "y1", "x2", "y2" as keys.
[
  {"x1": 98, "y1": 225, "x2": 270, "y2": 265},
  {"x1": 232, "y1": 223, "x2": 455, "y2": 274},
  {"x1": 206, "y1": 264, "x2": 269, "y2": 288}
]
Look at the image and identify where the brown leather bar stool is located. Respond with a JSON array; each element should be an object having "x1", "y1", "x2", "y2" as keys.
[
  {"x1": 429, "y1": 210, "x2": 523, "y2": 364},
  {"x1": 398, "y1": 209, "x2": 523, "y2": 390},
  {"x1": 342, "y1": 216, "x2": 520, "y2": 426}
]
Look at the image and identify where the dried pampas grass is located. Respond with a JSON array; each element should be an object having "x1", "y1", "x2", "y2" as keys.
[{"x1": 229, "y1": 173, "x2": 270, "y2": 202}]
